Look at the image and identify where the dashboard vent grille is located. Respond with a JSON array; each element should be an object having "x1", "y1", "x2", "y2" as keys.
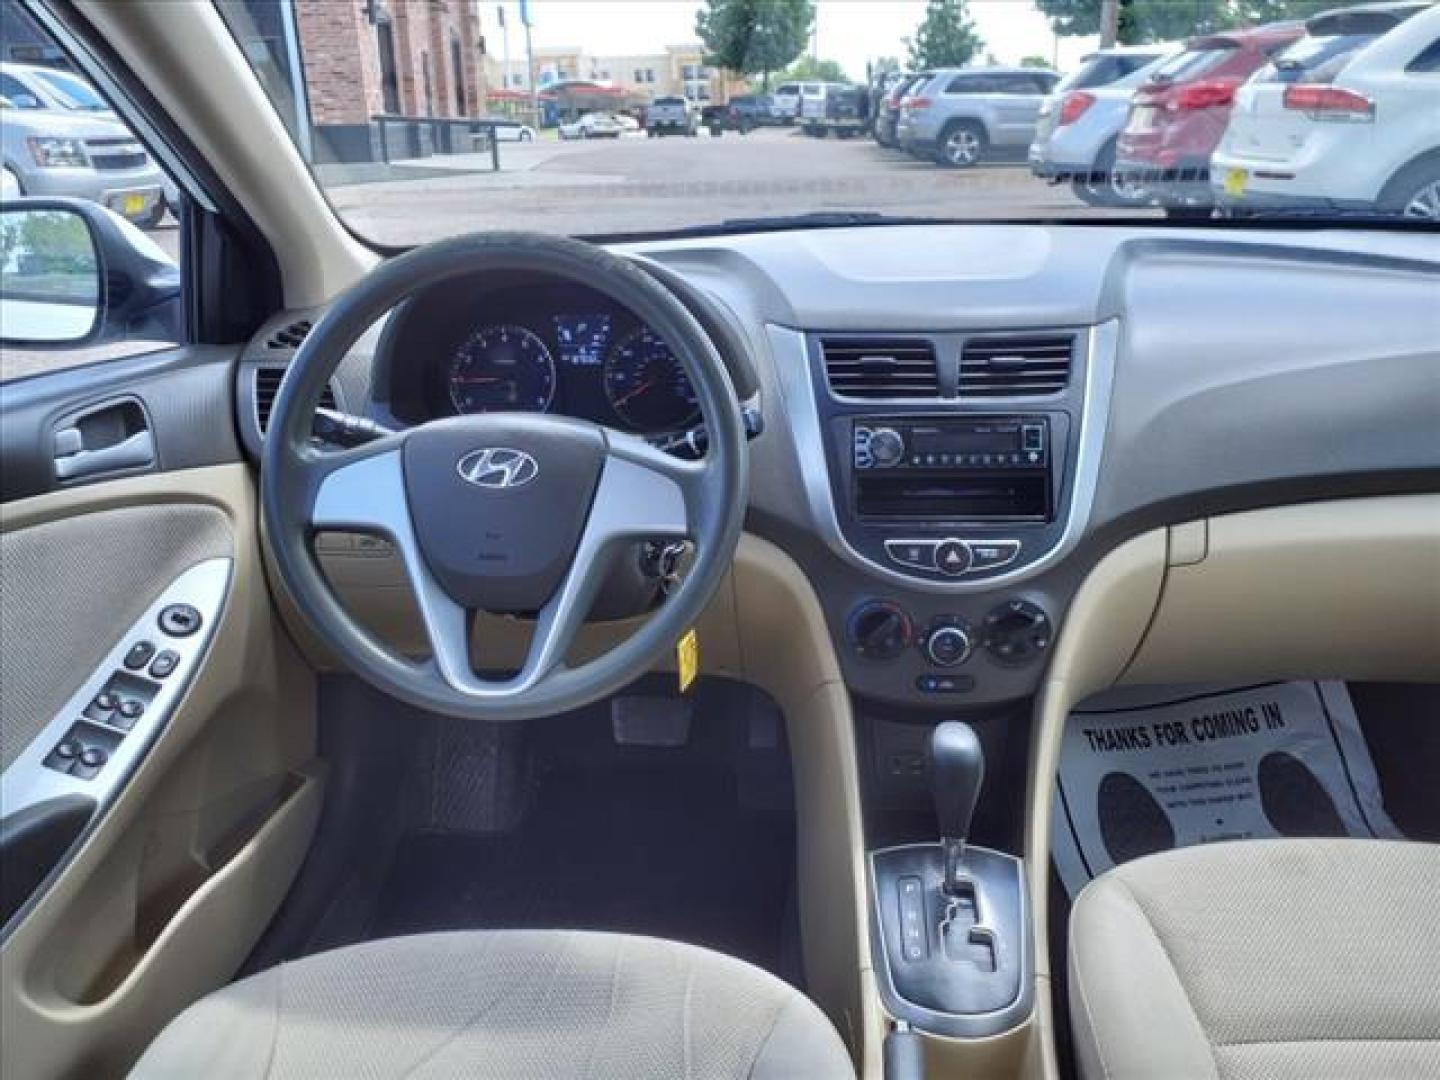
[
  {"x1": 821, "y1": 338, "x2": 939, "y2": 399},
  {"x1": 959, "y1": 335, "x2": 1074, "y2": 397},
  {"x1": 255, "y1": 366, "x2": 336, "y2": 433},
  {"x1": 265, "y1": 318, "x2": 313, "y2": 351}
]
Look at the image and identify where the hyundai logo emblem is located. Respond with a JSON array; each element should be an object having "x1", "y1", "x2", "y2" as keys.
[{"x1": 456, "y1": 447, "x2": 539, "y2": 490}]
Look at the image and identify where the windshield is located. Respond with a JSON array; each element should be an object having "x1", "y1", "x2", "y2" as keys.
[
  {"x1": 216, "y1": 0, "x2": 1440, "y2": 238},
  {"x1": 33, "y1": 68, "x2": 110, "y2": 111}
]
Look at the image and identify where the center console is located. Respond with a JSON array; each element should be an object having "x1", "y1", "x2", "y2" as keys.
[
  {"x1": 870, "y1": 722, "x2": 1034, "y2": 1052},
  {"x1": 768, "y1": 323, "x2": 1115, "y2": 707}
]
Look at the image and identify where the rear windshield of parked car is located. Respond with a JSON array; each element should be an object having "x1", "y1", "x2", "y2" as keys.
[
  {"x1": 1257, "y1": 33, "x2": 1382, "y2": 83},
  {"x1": 1055, "y1": 53, "x2": 1164, "y2": 93},
  {"x1": 1148, "y1": 44, "x2": 1236, "y2": 82},
  {"x1": 1408, "y1": 36, "x2": 1440, "y2": 71}
]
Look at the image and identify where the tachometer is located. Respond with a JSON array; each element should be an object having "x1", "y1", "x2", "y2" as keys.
[
  {"x1": 603, "y1": 327, "x2": 698, "y2": 432},
  {"x1": 447, "y1": 324, "x2": 556, "y2": 414}
]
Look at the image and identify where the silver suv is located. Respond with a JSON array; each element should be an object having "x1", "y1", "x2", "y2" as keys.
[
  {"x1": 1, "y1": 63, "x2": 169, "y2": 225},
  {"x1": 897, "y1": 66, "x2": 1060, "y2": 167}
]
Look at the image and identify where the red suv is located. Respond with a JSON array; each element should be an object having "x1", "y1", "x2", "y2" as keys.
[{"x1": 1116, "y1": 22, "x2": 1306, "y2": 209}]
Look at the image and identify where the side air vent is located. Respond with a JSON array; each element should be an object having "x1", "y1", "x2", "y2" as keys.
[
  {"x1": 265, "y1": 318, "x2": 313, "y2": 351},
  {"x1": 821, "y1": 338, "x2": 939, "y2": 399},
  {"x1": 959, "y1": 334, "x2": 1074, "y2": 397},
  {"x1": 254, "y1": 366, "x2": 337, "y2": 433}
]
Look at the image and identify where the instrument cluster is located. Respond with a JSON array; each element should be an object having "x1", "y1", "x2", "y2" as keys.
[{"x1": 386, "y1": 282, "x2": 699, "y2": 435}]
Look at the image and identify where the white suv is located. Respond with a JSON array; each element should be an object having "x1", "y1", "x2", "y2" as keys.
[{"x1": 1212, "y1": 2, "x2": 1440, "y2": 218}]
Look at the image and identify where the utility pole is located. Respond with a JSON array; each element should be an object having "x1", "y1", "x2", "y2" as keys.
[
  {"x1": 1099, "y1": 0, "x2": 1119, "y2": 47},
  {"x1": 498, "y1": 4, "x2": 510, "y2": 94},
  {"x1": 520, "y1": 0, "x2": 537, "y2": 125}
]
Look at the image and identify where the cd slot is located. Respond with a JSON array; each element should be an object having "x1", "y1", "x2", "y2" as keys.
[{"x1": 855, "y1": 471, "x2": 1050, "y2": 521}]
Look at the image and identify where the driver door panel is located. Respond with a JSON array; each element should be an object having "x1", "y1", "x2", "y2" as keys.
[{"x1": 1, "y1": 371, "x2": 321, "y2": 1078}]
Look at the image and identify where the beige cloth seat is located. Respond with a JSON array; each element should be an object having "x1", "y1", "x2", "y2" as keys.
[
  {"x1": 131, "y1": 930, "x2": 854, "y2": 1079},
  {"x1": 1068, "y1": 838, "x2": 1440, "y2": 1080}
]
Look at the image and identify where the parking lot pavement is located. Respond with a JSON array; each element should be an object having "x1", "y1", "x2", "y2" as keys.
[{"x1": 331, "y1": 126, "x2": 1146, "y2": 243}]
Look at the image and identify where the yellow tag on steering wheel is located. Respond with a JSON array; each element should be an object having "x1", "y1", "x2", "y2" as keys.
[{"x1": 676, "y1": 628, "x2": 699, "y2": 694}]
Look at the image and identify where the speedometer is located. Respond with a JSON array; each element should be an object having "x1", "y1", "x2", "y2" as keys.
[
  {"x1": 603, "y1": 327, "x2": 698, "y2": 432},
  {"x1": 447, "y1": 325, "x2": 556, "y2": 414}
]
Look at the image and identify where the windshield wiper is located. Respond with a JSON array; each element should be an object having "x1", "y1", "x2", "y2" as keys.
[
  {"x1": 1232, "y1": 206, "x2": 1434, "y2": 226},
  {"x1": 589, "y1": 210, "x2": 949, "y2": 242}
]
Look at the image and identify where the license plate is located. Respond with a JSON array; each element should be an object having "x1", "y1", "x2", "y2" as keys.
[
  {"x1": 122, "y1": 192, "x2": 146, "y2": 216},
  {"x1": 1223, "y1": 168, "x2": 1247, "y2": 198}
]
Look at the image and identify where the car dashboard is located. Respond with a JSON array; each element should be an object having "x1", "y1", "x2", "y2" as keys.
[{"x1": 235, "y1": 222, "x2": 1440, "y2": 710}]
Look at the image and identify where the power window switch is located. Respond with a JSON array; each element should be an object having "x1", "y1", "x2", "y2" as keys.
[
  {"x1": 124, "y1": 641, "x2": 156, "y2": 670},
  {"x1": 44, "y1": 738, "x2": 84, "y2": 774},
  {"x1": 72, "y1": 745, "x2": 109, "y2": 780},
  {"x1": 148, "y1": 650, "x2": 179, "y2": 679},
  {"x1": 112, "y1": 699, "x2": 145, "y2": 731}
]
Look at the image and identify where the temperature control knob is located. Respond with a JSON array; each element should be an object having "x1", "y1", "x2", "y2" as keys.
[
  {"x1": 847, "y1": 600, "x2": 913, "y2": 661},
  {"x1": 867, "y1": 427, "x2": 906, "y2": 468},
  {"x1": 924, "y1": 621, "x2": 973, "y2": 667},
  {"x1": 983, "y1": 600, "x2": 1052, "y2": 666}
]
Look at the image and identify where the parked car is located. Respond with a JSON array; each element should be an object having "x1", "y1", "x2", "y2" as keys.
[
  {"x1": 1030, "y1": 46, "x2": 1180, "y2": 207},
  {"x1": 0, "y1": 88, "x2": 167, "y2": 227},
  {"x1": 1212, "y1": 1, "x2": 1439, "y2": 219},
  {"x1": 873, "y1": 72, "x2": 930, "y2": 148},
  {"x1": 645, "y1": 96, "x2": 698, "y2": 137},
  {"x1": 800, "y1": 82, "x2": 869, "y2": 138},
  {"x1": 726, "y1": 94, "x2": 772, "y2": 131},
  {"x1": 558, "y1": 112, "x2": 625, "y2": 140},
  {"x1": 1, "y1": 61, "x2": 176, "y2": 223},
  {"x1": 486, "y1": 117, "x2": 536, "y2": 143},
  {"x1": 1115, "y1": 22, "x2": 1307, "y2": 209},
  {"x1": 770, "y1": 82, "x2": 801, "y2": 122},
  {"x1": 897, "y1": 66, "x2": 1060, "y2": 167}
]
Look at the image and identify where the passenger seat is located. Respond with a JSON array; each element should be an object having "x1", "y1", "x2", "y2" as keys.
[{"x1": 1068, "y1": 838, "x2": 1440, "y2": 1080}]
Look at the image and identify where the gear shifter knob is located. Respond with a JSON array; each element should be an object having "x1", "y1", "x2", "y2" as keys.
[{"x1": 930, "y1": 721, "x2": 984, "y2": 893}]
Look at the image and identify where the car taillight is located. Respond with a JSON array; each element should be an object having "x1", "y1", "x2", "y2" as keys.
[
  {"x1": 1058, "y1": 92, "x2": 1095, "y2": 126},
  {"x1": 1283, "y1": 84, "x2": 1374, "y2": 122},
  {"x1": 906, "y1": 97, "x2": 932, "y2": 111},
  {"x1": 1170, "y1": 80, "x2": 1236, "y2": 111}
]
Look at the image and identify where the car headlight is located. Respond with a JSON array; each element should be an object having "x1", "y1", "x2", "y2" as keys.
[{"x1": 28, "y1": 137, "x2": 90, "y2": 167}]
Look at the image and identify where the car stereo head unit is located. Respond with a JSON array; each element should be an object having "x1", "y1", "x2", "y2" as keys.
[
  {"x1": 851, "y1": 417, "x2": 1052, "y2": 522},
  {"x1": 853, "y1": 418, "x2": 1048, "y2": 472}
]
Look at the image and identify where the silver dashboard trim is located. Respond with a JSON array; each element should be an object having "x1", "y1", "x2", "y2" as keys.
[
  {"x1": 0, "y1": 557, "x2": 233, "y2": 823},
  {"x1": 767, "y1": 319, "x2": 1118, "y2": 592}
]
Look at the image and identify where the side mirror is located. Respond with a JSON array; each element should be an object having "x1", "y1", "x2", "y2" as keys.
[{"x1": 0, "y1": 197, "x2": 180, "y2": 348}]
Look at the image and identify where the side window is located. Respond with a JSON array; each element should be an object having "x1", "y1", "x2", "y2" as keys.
[
  {"x1": 1407, "y1": 37, "x2": 1440, "y2": 73},
  {"x1": 0, "y1": 5, "x2": 184, "y2": 384},
  {"x1": 0, "y1": 71, "x2": 43, "y2": 107},
  {"x1": 945, "y1": 75, "x2": 984, "y2": 94}
]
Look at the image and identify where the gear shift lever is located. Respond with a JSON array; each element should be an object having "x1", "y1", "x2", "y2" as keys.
[{"x1": 930, "y1": 721, "x2": 984, "y2": 895}]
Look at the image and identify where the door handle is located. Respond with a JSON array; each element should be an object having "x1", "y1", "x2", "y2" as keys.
[{"x1": 52, "y1": 397, "x2": 156, "y2": 481}]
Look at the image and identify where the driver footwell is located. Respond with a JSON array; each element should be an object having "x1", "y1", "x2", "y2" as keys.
[{"x1": 246, "y1": 674, "x2": 802, "y2": 986}]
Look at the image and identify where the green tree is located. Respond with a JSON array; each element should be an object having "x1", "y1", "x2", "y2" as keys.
[
  {"x1": 907, "y1": 0, "x2": 984, "y2": 69},
  {"x1": 781, "y1": 55, "x2": 850, "y2": 83},
  {"x1": 696, "y1": 0, "x2": 814, "y2": 90},
  {"x1": 1037, "y1": 0, "x2": 1328, "y2": 44},
  {"x1": 1020, "y1": 54, "x2": 1053, "y2": 69}
]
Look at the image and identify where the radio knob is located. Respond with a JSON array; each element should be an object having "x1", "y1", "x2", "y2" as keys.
[
  {"x1": 867, "y1": 427, "x2": 905, "y2": 467},
  {"x1": 924, "y1": 623, "x2": 973, "y2": 667}
]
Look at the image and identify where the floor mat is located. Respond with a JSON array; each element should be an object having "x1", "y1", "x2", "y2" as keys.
[
  {"x1": 1052, "y1": 681, "x2": 1400, "y2": 897},
  {"x1": 368, "y1": 747, "x2": 797, "y2": 980}
]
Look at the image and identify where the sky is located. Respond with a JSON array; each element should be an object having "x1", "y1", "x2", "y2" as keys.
[{"x1": 493, "y1": 1, "x2": 1102, "y2": 79}]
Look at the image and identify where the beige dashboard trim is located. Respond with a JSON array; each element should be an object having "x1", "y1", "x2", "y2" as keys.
[{"x1": 1027, "y1": 493, "x2": 1440, "y2": 1073}]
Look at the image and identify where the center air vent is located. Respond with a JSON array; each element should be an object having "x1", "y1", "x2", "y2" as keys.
[
  {"x1": 821, "y1": 338, "x2": 938, "y2": 399},
  {"x1": 254, "y1": 365, "x2": 337, "y2": 433},
  {"x1": 265, "y1": 318, "x2": 313, "y2": 351},
  {"x1": 959, "y1": 334, "x2": 1074, "y2": 397}
]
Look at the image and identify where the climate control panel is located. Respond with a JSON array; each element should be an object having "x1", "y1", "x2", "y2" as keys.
[{"x1": 845, "y1": 597, "x2": 1053, "y2": 699}]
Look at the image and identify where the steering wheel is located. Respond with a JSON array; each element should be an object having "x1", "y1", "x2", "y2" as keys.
[{"x1": 260, "y1": 233, "x2": 748, "y2": 721}]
